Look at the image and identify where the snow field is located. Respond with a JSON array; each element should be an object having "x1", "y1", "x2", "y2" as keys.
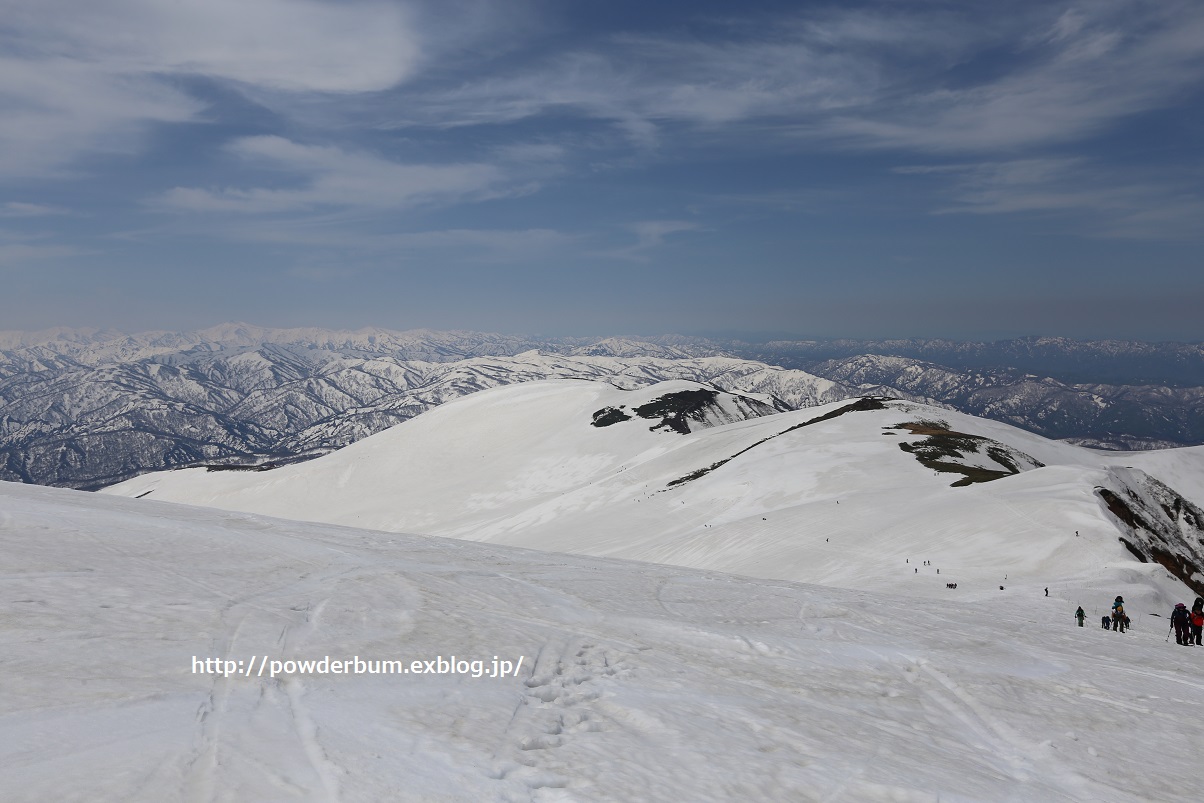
[{"x1": 4, "y1": 481, "x2": 1204, "y2": 801}]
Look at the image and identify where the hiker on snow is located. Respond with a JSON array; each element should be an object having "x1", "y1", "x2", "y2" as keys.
[
  {"x1": 1192, "y1": 598, "x2": 1204, "y2": 646},
  {"x1": 1075, "y1": 606, "x2": 1085, "y2": 627},
  {"x1": 1171, "y1": 603, "x2": 1191, "y2": 645},
  {"x1": 1112, "y1": 596, "x2": 1126, "y2": 632}
]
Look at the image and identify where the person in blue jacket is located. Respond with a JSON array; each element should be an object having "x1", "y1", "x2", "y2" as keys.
[{"x1": 1171, "y1": 603, "x2": 1191, "y2": 645}]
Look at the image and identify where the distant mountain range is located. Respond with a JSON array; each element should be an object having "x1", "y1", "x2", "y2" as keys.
[
  {"x1": 2, "y1": 324, "x2": 1202, "y2": 489},
  {"x1": 729, "y1": 336, "x2": 1204, "y2": 386}
]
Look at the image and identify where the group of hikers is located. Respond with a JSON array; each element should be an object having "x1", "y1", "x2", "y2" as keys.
[
  {"x1": 1073, "y1": 595, "x2": 1204, "y2": 644},
  {"x1": 1170, "y1": 598, "x2": 1204, "y2": 645}
]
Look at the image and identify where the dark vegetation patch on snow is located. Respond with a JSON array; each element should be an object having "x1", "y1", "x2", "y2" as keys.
[
  {"x1": 892, "y1": 420, "x2": 1044, "y2": 487},
  {"x1": 666, "y1": 397, "x2": 891, "y2": 488},
  {"x1": 632, "y1": 389, "x2": 722, "y2": 434},
  {"x1": 597, "y1": 387, "x2": 782, "y2": 435},
  {"x1": 199, "y1": 453, "x2": 323, "y2": 474},
  {"x1": 591, "y1": 406, "x2": 632, "y2": 427},
  {"x1": 205, "y1": 463, "x2": 278, "y2": 473}
]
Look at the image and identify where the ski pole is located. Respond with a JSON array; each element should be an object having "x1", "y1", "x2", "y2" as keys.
[{"x1": 1167, "y1": 623, "x2": 1174, "y2": 642}]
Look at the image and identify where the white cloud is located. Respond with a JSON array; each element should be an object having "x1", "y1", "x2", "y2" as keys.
[
  {"x1": 0, "y1": 56, "x2": 201, "y2": 179},
  {"x1": 0, "y1": 202, "x2": 70, "y2": 217},
  {"x1": 0, "y1": 0, "x2": 417, "y2": 178},
  {"x1": 390, "y1": 34, "x2": 877, "y2": 145},
  {"x1": 598, "y1": 220, "x2": 701, "y2": 261},
  {"x1": 8, "y1": 0, "x2": 416, "y2": 93},
  {"x1": 157, "y1": 136, "x2": 509, "y2": 213},
  {"x1": 0, "y1": 242, "x2": 82, "y2": 265},
  {"x1": 385, "y1": 2, "x2": 1204, "y2": 157},
  {"x1": 0, "y1": 228, "x2": 83, "y2": 266},
  {"x1": 897, "y1": 157, "x2": 1204, "y2": 239},
  {"x1": 819, "y1": 3, "x2": 1204, "y2": 152}
]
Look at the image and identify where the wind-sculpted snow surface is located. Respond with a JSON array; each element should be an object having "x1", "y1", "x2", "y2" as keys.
[
  {"x1": 107, "y1": 381, "x2": 1204, "y2": 605},
  {"x1": 5, "y1": 480, "x2": 1204, "y2": 802}
]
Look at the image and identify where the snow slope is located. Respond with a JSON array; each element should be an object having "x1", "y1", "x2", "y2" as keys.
[
  {"x1": 107, "y1": 380, "x2": 1204, "y2": 609},
  {"x1": 6, "y1": 480, "x2": 1204, "y2": 802}
]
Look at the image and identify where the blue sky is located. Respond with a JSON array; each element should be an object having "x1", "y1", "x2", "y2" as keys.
[{"x1": 1, "y1": 0, "x2": 1202, "y2": 340}]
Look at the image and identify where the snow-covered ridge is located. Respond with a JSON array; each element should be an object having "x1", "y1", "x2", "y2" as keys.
[
  {"x1": 1, "y1": 340, "x2": 851, "y2": 488},
  {"x1": 5, "y1": 324, "x2": 1204, "y2": 490},
  {"x1": 105, "y1": 379, "x2": 1204, "y2": 605}
]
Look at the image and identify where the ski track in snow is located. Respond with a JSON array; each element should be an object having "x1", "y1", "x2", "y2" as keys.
[{"x1": 6, "y1": 473, "x2": 1204, "y2": 799}]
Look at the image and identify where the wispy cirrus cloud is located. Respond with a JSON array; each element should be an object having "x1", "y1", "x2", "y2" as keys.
[
  {"x1": 385, "y1": 29, "x2": 884, "y2": 145},
  {"x1": 0, "y1": 55, "x2": 201, "y2": 179},
  {"x1": 0, "y1": 0, "x2": 417, "y2": 179},
  {"x1": 0, "y1": 242, "x2": 83, "y2": 265},
  {"x1": 0, "y1": 202, "x2": 70, "y2": 217},
  {"x1": 823, "y1": 3, "x2": 1204, "y2": 152},
  {"x1": 8, "y1": 0, "x2": 416, "y2": 93},
  {"x1": 597, "y1": 220, "x2": 701, "y2": 261},
  {"x1": 242, "y1": 223, "x2": 572, "y2": 259},
  {"x1": 895, "y1": 158, "x2": 1204, "y2": 238},
  {"x1": 385, "y1": 1, "x2": 1204, "y2": 157},
  {"x1": 156, "y1": 136, "x2": 514, "y2": 214},
  {"x1": 0, "y1": 228, "x2": 84, "y2": 267}
]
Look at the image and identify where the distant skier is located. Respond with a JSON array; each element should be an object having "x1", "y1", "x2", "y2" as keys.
[
  {"x1": 1112, "y1": 596, "x2": 1126, "y2": 632},
  {"x1": 1045, "y1": 588, "x2": 1049, "y2": 597},
  {"x1": 1075, "y1": 606, "x2": 1085, "y2": 626},
  {"x1": 1171, "y1": 603, "x2": 1191, "y2": 645},
  {"x1": 1192, "y1": 598, "x2": 1204, "y2": 646}
]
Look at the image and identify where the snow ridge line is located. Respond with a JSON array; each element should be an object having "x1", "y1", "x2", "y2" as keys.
[{"x1": 664, "y1": 397, "x2": 890, "y2": 489}]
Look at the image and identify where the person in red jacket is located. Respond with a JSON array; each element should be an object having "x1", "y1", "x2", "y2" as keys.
[{"x1": 1191, "y1": 597, "x2": 1204, "y2": 646}]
